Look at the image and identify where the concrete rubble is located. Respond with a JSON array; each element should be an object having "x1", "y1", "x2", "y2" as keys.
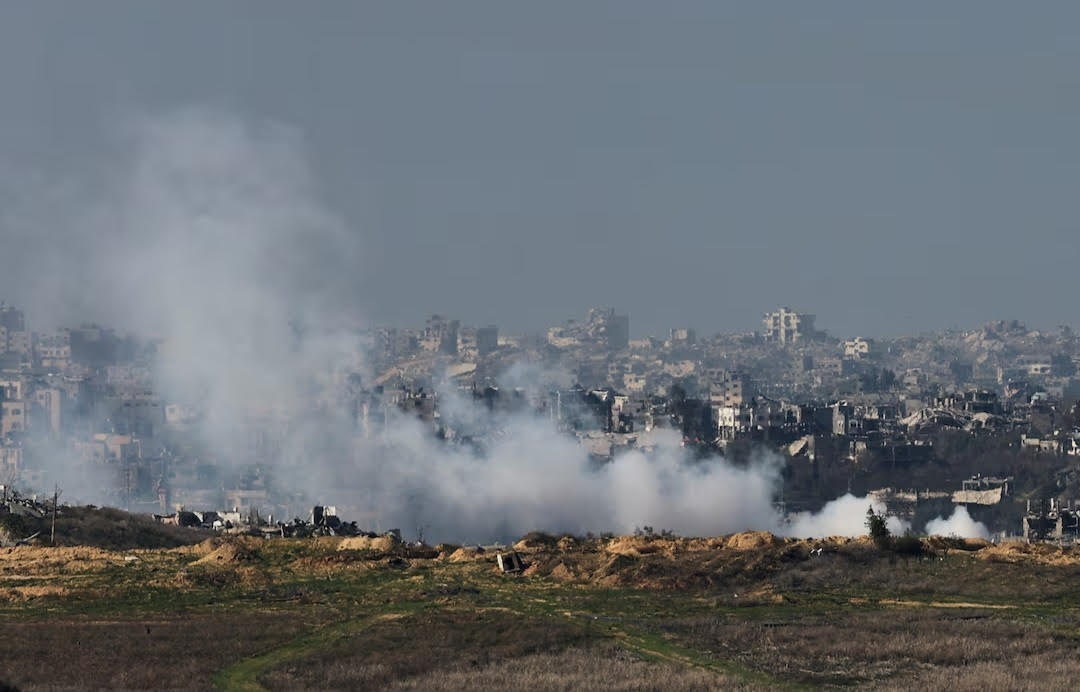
[{"x1": 154, "y1": 504, "x2": 367, "y2": 539}]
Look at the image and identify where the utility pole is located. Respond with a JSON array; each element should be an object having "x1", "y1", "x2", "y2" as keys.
[{"x1": 50, "y1": 484, "x2": 59, "y2": 546}]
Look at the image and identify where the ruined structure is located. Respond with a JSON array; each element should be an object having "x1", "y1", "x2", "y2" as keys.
[{"x1": 1023, "y1": 499, "x2": 1080, "y2": 542}]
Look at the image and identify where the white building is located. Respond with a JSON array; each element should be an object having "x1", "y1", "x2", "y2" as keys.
[{"x1": 843, "y1": 337, "x2": 874, "y2": 359}]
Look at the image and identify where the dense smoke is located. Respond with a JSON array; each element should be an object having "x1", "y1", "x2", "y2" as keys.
[
  {"x1": 787, "y1": 493, "x2": 909, "y2": 539},
  {"x1": 361, "y1": 419, "x2": 786, "y2": 543},
  {"x1": 352, "y1": 412, "x2": 935, "y2": 543},
  {"x1": 0, "y1": 109, "x2": 986, "y2": 543},
  {"x1": 2, "y1": 109, "x2": 366, "y2": 502},
  {"x1": 925, "y1": 506, "x2": 990, "y2": 539},
  {"x1": 91, "y1": 109, "x2": 364, "y2": 432}
]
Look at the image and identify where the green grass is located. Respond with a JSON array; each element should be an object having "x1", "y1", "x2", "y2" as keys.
[
  {"x1": 214, "y1": 605, "x2": 429, "y2": 692},
  {"x1": 9, "y1": 539, "x2": 1080, "y2": 690}
]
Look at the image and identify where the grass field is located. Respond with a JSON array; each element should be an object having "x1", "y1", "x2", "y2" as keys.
[{"x1": 3, "y1": 531, "x2": 1080, "y2": 690}]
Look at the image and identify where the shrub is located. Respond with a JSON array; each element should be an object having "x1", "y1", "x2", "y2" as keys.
[
  {"x1": 892, "y1": 532, "x2": 924, "y2": 557},
  {"x1": 865, "y1": 507, "x2": 891, "y2": 550}
]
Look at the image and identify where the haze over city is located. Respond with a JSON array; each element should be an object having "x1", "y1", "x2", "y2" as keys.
[{"x1": 1, "y1": 3, "x2": 1078, "y2": 336}]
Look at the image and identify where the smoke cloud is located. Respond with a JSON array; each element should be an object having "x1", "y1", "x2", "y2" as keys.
[
  {"x1": 2, "y1": 108, "x2": 914, "y2": 542},
  {"x1": 924, "y1": 506, "x2": 990, "y2": 539},
  {"x1": 786, "y1": 493, "x2": 909, "y2": 539},
  {"x1": 357, "y1": 419, "x2": 787, "y2": 543}
]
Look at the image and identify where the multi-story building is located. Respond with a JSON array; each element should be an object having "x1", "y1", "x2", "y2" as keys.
[
  {"x1": 707, "y1": 370, "x2": 748, "y2": 407},
  {"x1": 669, "y1": 327, "x2": 696, "y2": 347},
  {"x1": 0, "y1": 304, "x2": 29, "y2": 367},
  {"x1": 605, "y1": 312, "x2": 630, "y2": 350},
  {"x1": 0, "y1": 379, "x2": 23, "y2": 401},
  {"x1": 763, "y1": 307, "x2": 816, "y2": 345},
  {"x1": 0, "y1": 441, "x2": 22, "y2": 483},
  {"x1": 35, "y1": 331, "x2": 71, "y2": 370},
  {"x1": 421, "y1": 315, "x2": 459, "y2": 356},
  {"x1": 32, "y1": 387, "x2": 62, "y2": 435},
  {"x1": 0, "y1": 399, "x2": 26, "y2": 438},
  {"x1": 476, "y1": 326, "x2": 499, "y2": 357}
]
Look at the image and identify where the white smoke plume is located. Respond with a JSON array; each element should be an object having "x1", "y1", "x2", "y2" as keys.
[
  {"x1": 924, "y1": 506, "x2": 990, "y2": 539},
  {"x1": 1, "y1": 109, "x2": 366, "y2": 501},
  {"x1": 355, "y1": 419, "x2": 788, "y2": 543},
  {"x1": 340, "y1": 411, "x2": 911, "y2": 544},
  {"x1": 1, "y1": 108, "x2": 913, "y2": 541},
  {"x1": 786, "y1": 493, "x2": 909, "y2": 539},
  {"x1": 96, "y1": 109, "x2": 364, "y2": 427}
]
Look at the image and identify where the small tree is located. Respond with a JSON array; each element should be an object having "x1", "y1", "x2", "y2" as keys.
[{"x1": 865, "y1": 507, "x2": 891, "y2": 550}]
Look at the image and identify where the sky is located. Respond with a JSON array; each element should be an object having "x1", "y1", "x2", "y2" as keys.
[{"x1": 0, "y1": 2, "x2": 1077, "y2": 338}]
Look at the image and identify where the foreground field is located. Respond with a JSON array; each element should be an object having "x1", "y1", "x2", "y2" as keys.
[{"x1": 3, "y1": 530, "x2": 1080, "y2": 690}]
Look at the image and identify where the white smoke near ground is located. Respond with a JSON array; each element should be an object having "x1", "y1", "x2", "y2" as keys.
[
  {"x1": 924, "y1": 506, "x2": 990, "y2": 539},
  {"x1": 341, "y1": 386, "x2": 907, "y2": 543},
  {"x1": 342, "y1": 409, "x2": 912, "y2": 544},
  {"x1": 786, "y1": 493, "x2": 910, "y2": 539},
  {"x1": 354, "y1": 418, "x2": 787, "y2": 543},
  {"x1": 0, "y1": 107, "x2": 915, "y2": 541}
]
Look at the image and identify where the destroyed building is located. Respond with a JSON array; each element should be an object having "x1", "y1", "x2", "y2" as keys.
[{"x1": 1023, "y1": 499, "x2": 1080, "y2": 542}]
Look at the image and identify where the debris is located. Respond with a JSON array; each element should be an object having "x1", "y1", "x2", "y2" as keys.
[
  {"x1": 497, "y1": 551, "x2": 525, "y2": 573},
  {"x1": 154, "y1": 503, "x2": 367, "y2": 539},
  {"x1": 0, "y1": 491, "x2": 48, "y2": 519}
]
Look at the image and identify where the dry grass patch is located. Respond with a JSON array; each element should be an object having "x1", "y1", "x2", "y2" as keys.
[
  {"x1": 668, "y1": 609, "x2": 1080, "y2": 687},
  {"x1": 0, "y1": 612, "x2": 312, "y2": 691},
  {"x1": 389, "y1": 643, "x2": 752, "y2": 691},
  {"x1": 879, "y1": 654, "x2": 1080, "y2": 692},
  {"x1": 259, "y1": 610, "x2": 597, "y2": 690}
]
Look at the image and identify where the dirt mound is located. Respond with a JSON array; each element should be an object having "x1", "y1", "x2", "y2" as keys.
[
  {"x1": 549, "y1": 562, "x2": 577, "y2": 581},
  {"x1": 925, "y1": 536, "x2": 990, "y2": 552},
  {"x1": 337, "y1": 534, "x2": 401, "y2": 553},
  {"x1": 593, "y1": 553, "x2": 639, "y2": 585},
  {"x1": 447, "y1": 546, "x2": 485, "y2": 562},
  {"x1": 556, "y1": 536, "x2": 578, "y2": 551},
  {"x1": 513, "y1": 532, "x2": 562, "y2": 552},
  {"x1": 193, "y1": 542, "x2": 257, "y2": 566},
  {"x1": 726, "y1": 531, "x2": 781, "y2": 551},
  {"x1": 435, "y1": 543, "x2": 461, "y2": 557},
  {"x1": 175, "y1": 537, "x2": 225, "y2": 557},
  {"x1": 604, "y1": 536, "x2": 667, "y2": 557},
  {"x1": 976, "y1": 542, "x2": 1080, "y2": 565},
  {"x1": 684, "y1": 537, "x2": 729, "y2": 551},
  {"x1": 0, "y1": 545, "x2": 121, "y2": 575},
  {"x1": 507, "y1": 531, "x2": 818, "y2": 589}
]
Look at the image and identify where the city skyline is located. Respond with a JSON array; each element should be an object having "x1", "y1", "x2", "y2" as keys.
[{"x1": 0, "y1": 3, "x2": 1078, "y2": 336}]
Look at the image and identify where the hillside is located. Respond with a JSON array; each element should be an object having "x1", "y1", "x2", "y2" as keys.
[
  {"x1": 0, "y1": 504, "x2": 212, "y2": 550},
  {"x1": 3, "y1": 524, "x2": 1080, "y2": 689}
]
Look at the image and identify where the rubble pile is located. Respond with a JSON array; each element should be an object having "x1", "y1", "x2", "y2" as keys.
[
  {"x1": 0, "y1": 491, "x2": 48, "y2": 519},
  {"x1": 156, "y1": 504, "x2": 369, "y2": 539}
]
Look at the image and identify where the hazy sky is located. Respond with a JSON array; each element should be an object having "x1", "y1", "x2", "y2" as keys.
[{"x1": 0, "y1": 2, "x2": 1077, "y2": 337}]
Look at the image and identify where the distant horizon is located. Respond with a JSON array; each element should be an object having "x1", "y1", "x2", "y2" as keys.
[
  {"x1": 1, "y1": 4, "x2": 1077, "y2": 340},
  {"x1": 10, "y1": 301, "x2": 1074, "y2": 345}
]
